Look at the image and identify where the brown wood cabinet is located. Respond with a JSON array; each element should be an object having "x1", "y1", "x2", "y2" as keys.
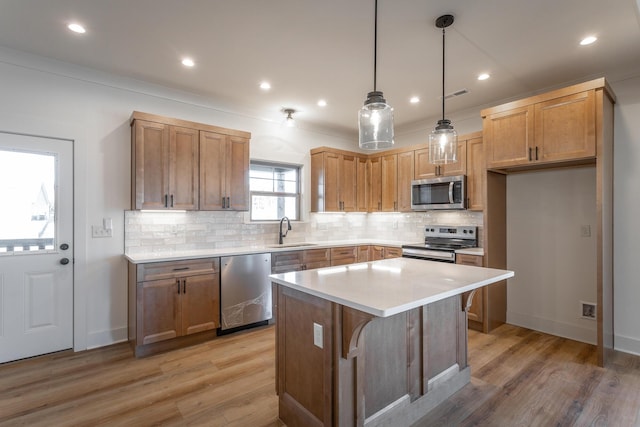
[
  {"x1": 368, "y1": 156, "x2": 383, "y2": 212},
  {"x1": 128, "y1": 258, "x2": 220, "y2": 357},
  {"x1": 465, "y1": 133, "x2": 484, "y2": 211},
  {"x1": 199, "y1": 131, "x2": 250, "y2": 211},
  {"x1": 457, "y1": 254, "x2": 485, "y2": 326},
  {"x1": 310, "y1": 150, "x2": 360, "y2": 212},
  {"x1": 356, "y1": 156, "x2": 369, "y2": 212},
  {"x1": 271, "y1": 249, "x2": 331, "y2": 273},
  {"x1": 131, "y1": 120, "x2": 199, "y2": 210},
  {"x1": 397, "y1": 151, "x2": 414, "y2": 212},
  {"x1": 381, "y1": 154, "x2": 398, "y2": 212},
  {"x1": 357, "y1": 245, "x2": 370, "y2": 262},
  {"x1": 483, "y1": 88, "x2": 596, "y2": 170},
  {"x1": 330, "y1": 246, "x2": 358, "y2": 266},
  {"x1": 130, "y1": 112, "x2": 251, "y2": 211},
  {"x1": 414, "y1": 141, "x2": 467, "y2": 179},
  {"x1": 370, "y1": 245, "x2": 402, "y2": 260}
]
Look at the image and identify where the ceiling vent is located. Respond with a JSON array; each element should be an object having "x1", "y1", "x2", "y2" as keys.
[{"x1": 441, "y1": 88, "x2": 469, "y2": 100}]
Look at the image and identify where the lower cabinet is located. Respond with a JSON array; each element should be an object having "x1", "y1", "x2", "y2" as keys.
[
  {"x1": 128, "y1": 258, "x2": 220, "y2": 357},
  {"x1": 457, "y1": 254, "x2": 484, "y2": 326},
  {"x1": 330, "y1": 246, "x2": 357, "y2": 266},
  {"x1": 370, "y1": 245, "x2": 402, "y2": 261}
]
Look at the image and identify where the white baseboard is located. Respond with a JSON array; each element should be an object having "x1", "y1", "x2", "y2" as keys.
[
  {"x1": 507, "y1": 311, "x2": 596, "y2": 345},
  {"x1": 614, "y1": 334, "x2": 640, "y2": 356},
  {"x1": 86, "y1": 326, "x2": 128, "y2": 350}
]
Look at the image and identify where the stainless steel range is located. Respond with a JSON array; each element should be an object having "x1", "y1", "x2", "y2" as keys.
[{"x1": 401, "y1": 225, "x2": 478, "y2": 263}]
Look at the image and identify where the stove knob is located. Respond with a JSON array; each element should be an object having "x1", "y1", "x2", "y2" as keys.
[{"x1": 463, "y1": 230, "x2": 467, "y2": 234}]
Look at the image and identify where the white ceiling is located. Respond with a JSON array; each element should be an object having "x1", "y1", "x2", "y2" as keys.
[{"x1": 1, "y1": 0, "x2": 640, "y2": 137}]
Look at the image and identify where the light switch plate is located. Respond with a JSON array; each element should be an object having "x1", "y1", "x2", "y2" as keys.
[
  {"x1": 313, "y1": 322, "x2": 323, "y2": 348},
  {"x1": 92, "y1": 225, "x2": 113, "y2": 238}
]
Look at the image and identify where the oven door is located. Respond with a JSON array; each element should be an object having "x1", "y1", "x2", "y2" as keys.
[{"x1": 401, "y1": 247, "x2": 456, "y2": 263}]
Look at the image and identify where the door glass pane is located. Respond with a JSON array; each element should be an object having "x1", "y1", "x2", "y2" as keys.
[{"x1": 0, "y1": 149, "x2": 56, "y2": 254}]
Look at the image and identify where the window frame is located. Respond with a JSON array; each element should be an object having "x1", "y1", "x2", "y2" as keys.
[{"x1": 249, "y1": 160, "x2": 301, "y2": 222}]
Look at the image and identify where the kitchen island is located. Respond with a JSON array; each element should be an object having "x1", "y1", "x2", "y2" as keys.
[{"x1": 269, "y1": 258, "x2": 514, "y2": 427}]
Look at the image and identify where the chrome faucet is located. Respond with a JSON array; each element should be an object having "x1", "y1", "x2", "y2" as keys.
[{"x1": 279, "y1": 216, "x2": 291, "y2": 244}]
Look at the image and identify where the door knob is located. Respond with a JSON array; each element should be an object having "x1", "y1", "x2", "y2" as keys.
[
  {"x1": 60, "y1": 243, "x2": 69, "y2": 250},
  {"x1": 60, "y1": 258, "x2": 70, "y2": 265}
]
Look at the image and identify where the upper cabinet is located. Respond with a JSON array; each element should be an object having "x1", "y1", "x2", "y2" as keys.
[
  {"x1": 130, "y1": 112, "x2": 250, "y2": 211},
  {"x1": 483, "y1": 82, "x2": 599, "y2": 170},
  {"x1": 200, "y1": 132, "x2": 250, "y2": 211},
  {"x1": 311, "y1": 149, "x2": 361, "y2": 212},
  {"x1": 131, "y1": 120, "x2": 199, "y2": 210},
  {"x1": 465, "y1": 133, "x2": 485, "y2": 211},
  {"x1": 414, "y1": 142, "x2": 467, "y2": 180}
]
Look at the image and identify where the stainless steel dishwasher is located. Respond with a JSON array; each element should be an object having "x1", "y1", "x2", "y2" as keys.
[{"x1": 220, "y1": 253, "x2": 272, "y2": 331}]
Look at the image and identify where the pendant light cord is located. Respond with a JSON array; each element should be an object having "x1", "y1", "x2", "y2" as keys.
[
  {"x1": 441, "y1": 26, "x2": 445, "y2": 121},
  {"x1": 373, "y1": 0, "x2": 378, "y2": 92}
]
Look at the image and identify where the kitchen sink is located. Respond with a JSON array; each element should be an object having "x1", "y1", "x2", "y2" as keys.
[{"x1": 267, "y1": 243, "x2": 318, "y2": 248}]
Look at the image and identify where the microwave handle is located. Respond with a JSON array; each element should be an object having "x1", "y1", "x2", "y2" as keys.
[{"x1": 449, "y1": 182, "x2": 454, "y2": 204}]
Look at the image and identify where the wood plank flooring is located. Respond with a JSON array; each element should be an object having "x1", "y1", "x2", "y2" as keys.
[{"x1": 1, "y1": 324, "x2": 639, "y2": 426}]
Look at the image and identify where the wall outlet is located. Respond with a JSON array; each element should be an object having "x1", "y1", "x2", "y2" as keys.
[
  {"x1": 580, "y1": 225, "x2": 591, "y2": 237},
  {"x1": 92, "y1": 225, "x2": 113, "y2": 238},
  {"x1": 313, "y1": 322, "x2": 323, "y2": 348},
  {"x1": 580, "y1": 301, "x2": 596, "y2": 320}
]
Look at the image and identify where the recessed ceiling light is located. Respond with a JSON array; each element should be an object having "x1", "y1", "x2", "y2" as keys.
[
  {"x1": 477, "y1": 73, "x2": 490, "y2": 81},
  {"x1": 410, "y1": 96, "x2": 420, "y2": 104},
  {"x1": 181, "y1": 58, "x2": 195, "y2": 67},
  {"x1": 67, "y1": 23, "x2": 86, "y2": 34},
  {"x1": 317, "y1": 99, "x2": 327, "y2": 107},
  {"x1": 580, "y1": 36, "x2": 597, "y2": 46},
  {"x1": 260, "y1": 81, "x2": 271, "y2": 90}
]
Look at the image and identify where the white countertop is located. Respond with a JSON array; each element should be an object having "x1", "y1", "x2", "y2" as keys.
[
  {"x1": 269, "y1": 258, "x2": 513, "y2": 318},
  {"x1": 125, "y1": 239, "x2": 405, "y2": 264},
  {"x1": 455, "y1": 247, "x2": 485, "y2": 256}
]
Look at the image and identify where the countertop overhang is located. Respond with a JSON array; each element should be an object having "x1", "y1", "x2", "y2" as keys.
[{"x1": 269, "y1": 257, "x2": 513, "y2": 318}]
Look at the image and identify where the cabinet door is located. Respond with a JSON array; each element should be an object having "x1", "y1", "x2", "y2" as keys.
[
  {"x1": 466, "y1": 137, "x2": 485, "y2": 211},
  {"x1": 132, "y1": 120, "x2": 169, "y2": 210},
  {"x1": 368, "y1": 157, "x2": 382, "y2": 212},
  {"x1": 324, "y1": 152, "x2": 341, "y2": 212},
  {"x1": 414, "y1": 148, "x2": 437, "y2": 180},
  {"x1": 457, "y1": 255, "x2": 484, "y2": 323},
  {"x1": 535, "y1": 90, "x2": 596, "y2": 163},
  {"x1": 226, "y1": 136, "x2": 250, "y2": 210},
  {"x1": 138, "y1": 278, "x2": 181, "y2": 345},
  {"x1": 441, "y1": 141, "x2": 467, "y2": 176},
  {"x1": 357, "y1": 245, "x2": 370, "y2": 262},
  {"x1": 381, "y1": 154, "x2": 397, "y2": 211},
  {"x1": 370, "y1": 246, "x2": 384, "y2": 261},
  {"x1": 484, "y1": 105, "x2": 534, "y2": 169},
  {"x1": 397, "y1": 151, "x2": 414, "y2": 212},
  {"x1": 303, "y1": 249, "x2": 331, "y2": 270},
  {"x1": 169, "y1": 126, "x2": 199, "y2": 210},
  {"x1": 340, "y1": 154, "x2": 358, "y2": 212},
  {"x1": 271, "y1": 251, "x2": 304, "y2": 274},
  {"x1": 330, "y1": 246, "x2": 357, "y2": 266},
  {"x1": 356, "y1": 156, "x2": 368, "y2": 212},
  {"x1": 199, "y1": 131, "x2": 226, "y2": 210},
  {"x1": 181, "y1": 273, "x2": 220, "y2": 335}
]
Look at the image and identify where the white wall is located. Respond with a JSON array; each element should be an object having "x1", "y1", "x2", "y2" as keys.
[
  {"x1": 1, "y1": 46, "x2": 639, "y2": 355},
  {"x1": 506, "y1": 168, "x2": 597, "y2": 344}
]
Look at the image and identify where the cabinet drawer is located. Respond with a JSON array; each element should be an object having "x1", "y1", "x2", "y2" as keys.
[
  {"x1": 137, "y1": 258, "x2": 219, "y2": 282},
  {"x1": 456, "y1": 254, "x2": 483, "y2": 267},
  {"x1": 331, "y1": 256, "x2": 357, "y2": 266},
  {"x1": 271, "y1": 251, "x2": 304, "y2": 273},
  {"x1": 303, "y1": 248, "x2": 331, "y2": 264},
  {"x1": 384, "y1": 247, "x2": 402, "y2": 259},
  {"x1": 331, "y1": 246, "x2": 357, "y2": 259}
]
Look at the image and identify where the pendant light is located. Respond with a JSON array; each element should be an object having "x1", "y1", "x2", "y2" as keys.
[
  {"x1": 283, "y1": 108, "x2": 296, "y2": 128},
  {"x1": 429, "y1": 14, "x2": 458, "y2": 164},
  {"x1": 358, "y1": 0, "x2": 394, "y2": 150}
]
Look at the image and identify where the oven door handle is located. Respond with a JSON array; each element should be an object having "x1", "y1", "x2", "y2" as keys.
[{"x1": 448, "y1": 182, "x2": 455, "y2": 204}]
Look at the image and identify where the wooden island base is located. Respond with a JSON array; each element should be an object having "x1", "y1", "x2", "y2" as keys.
[{"x1": 275, "y1": 284, "x2": 474, "y2": 427}]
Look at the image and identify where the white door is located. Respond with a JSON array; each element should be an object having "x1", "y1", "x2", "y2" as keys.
[{"x1": 0, "y1": 132, "x2": 73, "y2": 363}]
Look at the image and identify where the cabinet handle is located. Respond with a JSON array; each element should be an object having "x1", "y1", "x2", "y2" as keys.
[
  {"x1": 183, "y1": 279, "x2": 186, "y2": 294},
  {"x1": 394, "y1": 201, "x2": 397, "y2": 211},
  {"x1": 528, "y1": 147, "x2": 532, "y2": 161},
  {"x1": 177, "y1": 279, "x2": 181, "y2": 294},
  {"x1": 222, "y1": 197, "x2": 226, "y2": 209},
  {"x1": 226, "y1": 196, "x2": 230, "y2": 209},
  {"x1": 170, "y1": 194, "x2": 174, "y2": 207},
  {"x1": 378, "y1": 201, "x2": 381, "y2": 210},
  {"x1": 535, "y1": 146, "x2": 539, "y2": 161},
  {"x1": 165, "y1": 194, "x2": 168, "y2": 207},
  {"x1": 172, "y1": 267, "x2": 189, "y2": 271}
]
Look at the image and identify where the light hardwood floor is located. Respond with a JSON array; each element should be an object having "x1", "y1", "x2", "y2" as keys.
[{"x1": 1, "y1": 324, "x2": 639, "y2": 426}]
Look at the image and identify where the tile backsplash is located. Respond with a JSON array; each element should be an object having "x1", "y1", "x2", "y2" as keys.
[{"x1": 124, "y1": 210, "x2": 483, "y2": 255}]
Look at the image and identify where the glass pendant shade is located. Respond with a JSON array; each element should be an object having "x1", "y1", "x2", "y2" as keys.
[
  {"x1": 359, "y1": 91, "x2": 394, "y2": 150},
  {"x1": 428, "y1": 119, "x2": 457, "y2": 164}
]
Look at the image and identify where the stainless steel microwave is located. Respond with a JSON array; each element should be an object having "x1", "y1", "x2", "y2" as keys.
[{"x1": 411, "y1": 175, "x2": 466, "y2": 210}]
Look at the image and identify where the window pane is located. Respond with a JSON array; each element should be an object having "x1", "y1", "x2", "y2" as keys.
[
  {"x1": 250, "y1": 176, "x2": 275, "y2": 192},
  {"x1": 251, "y1": 195, "x2": 298, "y2": 221},
  {"x1": 0, "y1": 149, "x2": 56, "y2": 253}
]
